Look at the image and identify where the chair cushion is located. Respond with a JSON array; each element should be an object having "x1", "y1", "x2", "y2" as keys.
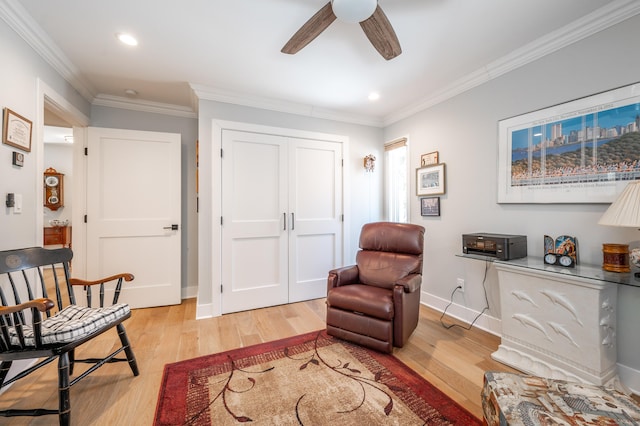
[
  {"x1": 482, "y1": 371, "x2": 640, "y2": 425},
  {"x1": 10, "y1": 303, "x2": 130, "y2": 346},
  {"x1": 356, "y1": 251, "x2": 422, "y2": 289},
  {"x1": 327, "y1": 284, "x2": 394, "y2": 320},
  {"x1": 359, "y1": 222, "x2": 424, "y2": 255}
]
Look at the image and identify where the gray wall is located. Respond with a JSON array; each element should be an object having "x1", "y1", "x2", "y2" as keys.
[{"x1": 384, "y1": 14, "x2": 640, "y2": 391}]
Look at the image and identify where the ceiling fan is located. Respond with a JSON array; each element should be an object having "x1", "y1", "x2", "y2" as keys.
[{"x1": 281, "y1": 0, "x2": 402, "y2": 60}]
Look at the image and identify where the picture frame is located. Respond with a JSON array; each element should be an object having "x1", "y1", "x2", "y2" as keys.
[
  {"x1": 421, "y1": 151, "x2": 439, "y2": 167},
  {"x1": 416, "y1": 163, "x2": 445, "y2": 196},
  {"x1": 2, "y1": 108, "x2": 33, "y2": 152},
  {"x1": 497, "y1": 82, "x2": 640, "y2": 203},
  {"x1": 421, "y1": 197, "x2": 440, "y2": 216}
]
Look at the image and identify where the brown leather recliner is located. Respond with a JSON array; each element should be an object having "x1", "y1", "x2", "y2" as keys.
[{"x1": 326, "y1": 222, "x2": 425, "y2": 353}]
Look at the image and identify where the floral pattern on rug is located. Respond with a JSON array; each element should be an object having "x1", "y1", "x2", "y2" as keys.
[{"x1": 155, "y1": 330, "x2": 480, "y2": 425}]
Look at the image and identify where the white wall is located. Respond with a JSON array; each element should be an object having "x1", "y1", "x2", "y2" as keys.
[
  {"x1": 196, "y1": 100, "x2": 384, "y2": 317},
  {"x1": 0, "y1": 19, "x2": 90, "y2": 250},
  {"x1": 384, "y1": 14, "x2": 640, "y2": 391}
]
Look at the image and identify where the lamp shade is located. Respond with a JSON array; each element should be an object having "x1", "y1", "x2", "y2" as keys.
[
  {"x1": 598, "y1": 181, "x2": 640, "y2": 227},
  {"x1": 331, "y1": 0, "x2": 377, "y2": 23}
]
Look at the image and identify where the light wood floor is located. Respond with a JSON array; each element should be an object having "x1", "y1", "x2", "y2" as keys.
[{"x1": 0, "y1": 298, "x2": 518, "y2": 425}]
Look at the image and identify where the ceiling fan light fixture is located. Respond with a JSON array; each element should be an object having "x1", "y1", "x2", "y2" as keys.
[{"x1": 331, "y1": 0, "x2": 377, "y2": 23}]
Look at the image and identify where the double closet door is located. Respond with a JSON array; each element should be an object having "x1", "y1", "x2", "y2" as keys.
[{"x1": 221, "y1": 130, "x2": 343, "y2": 314}]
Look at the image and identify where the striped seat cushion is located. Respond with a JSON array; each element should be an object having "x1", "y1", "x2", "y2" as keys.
[{"x1": 10, "y1": 304, "x2": 130, "y2": 346}]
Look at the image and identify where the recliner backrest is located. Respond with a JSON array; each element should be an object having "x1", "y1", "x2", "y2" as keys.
[{"x1": 356, "y1": 222, "x2": 425, "y2": 289}]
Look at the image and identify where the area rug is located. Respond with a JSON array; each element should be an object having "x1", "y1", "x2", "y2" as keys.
[{"x1": 154, "y1": 330, "x2": 480, "y2": 425}]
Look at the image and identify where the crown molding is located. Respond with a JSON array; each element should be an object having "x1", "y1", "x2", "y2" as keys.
[
  {"x1": 0, "y1": 0, "x2": 96, "y2": 101},
  {"x1": 382, "y1": 0, "x2": 640, "y2": 126},
  {"x1": 190, "y1": 84, "x2": 385, "y2": 128},
  {"x1": 92, "y1": 94, "x2": 197, "y2": 119},
  {"x1": 3, "y1": 0, "x2": 639, "y2": 127}
]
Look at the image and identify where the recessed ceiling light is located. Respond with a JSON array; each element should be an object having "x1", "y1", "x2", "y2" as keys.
[
  {"x1": 116, "y1": 33, "x2": 138, "y2": 46},
  {"x1": 368, "y1": 92, "x2": 380, "y2": 101}
]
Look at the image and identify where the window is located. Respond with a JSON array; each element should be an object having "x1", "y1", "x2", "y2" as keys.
[{"x1": 385, "y1": 138, "x2": 408, "y2": 222}]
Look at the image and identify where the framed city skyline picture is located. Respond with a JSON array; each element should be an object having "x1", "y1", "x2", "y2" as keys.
[{"x1": 497, "y1": 82, "x2": 640, "y2": 203}]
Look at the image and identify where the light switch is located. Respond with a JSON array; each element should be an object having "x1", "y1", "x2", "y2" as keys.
[{"x1": 13, "y1": 194, "x2": 22, "y2": 213}]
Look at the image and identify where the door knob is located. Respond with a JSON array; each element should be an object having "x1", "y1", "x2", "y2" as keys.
[{"x1": 163, "y1": 224, "x2": 179, "y2": 230}]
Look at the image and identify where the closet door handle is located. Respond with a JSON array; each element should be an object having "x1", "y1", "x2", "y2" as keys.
[
  {"x1": 283, "y1": 212, "x2": 287, "y2": 230},
  {"x1": 291, "y1": 213, "x2": 295, "y2": 230}
]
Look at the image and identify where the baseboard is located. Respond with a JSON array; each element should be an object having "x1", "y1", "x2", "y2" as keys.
[
  {"x1": 181, "y1": 284, "x2": 199, "y2": 300},
  {"x1": 195, "y1": 301, "x2": 215, "y2": 319},
  {"x1": 421, "y1": 291, "x2": 501, "y2": 337},
  {"x1": 618, "y1": 363, "x2": 640, "y2": 395},
  {"x1": 421, "y1": 290, "x2": 640, "y2": 395}
]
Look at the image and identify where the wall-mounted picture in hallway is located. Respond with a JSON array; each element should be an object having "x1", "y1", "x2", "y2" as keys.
[{"x1": 497, "y1": 82, "x2": 640, "y2": 203}]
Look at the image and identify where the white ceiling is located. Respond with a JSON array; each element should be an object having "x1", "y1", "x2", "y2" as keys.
[{"x1": 6, "y1": 0, "x2": 639, "y2": 126}]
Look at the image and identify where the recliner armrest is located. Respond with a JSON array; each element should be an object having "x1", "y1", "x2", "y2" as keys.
[
  {"x1": 396, "y1": 274, "x2": 422, "y2": 293},
  {"x1": 327, "y1": 265, "x2": 360, "y2": 290}
]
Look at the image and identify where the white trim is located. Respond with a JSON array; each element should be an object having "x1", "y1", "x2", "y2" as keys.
[
  {"x1": 92, "y1": 94, "x2": 197, "y2": 119},
  {"x1": 190, "y1": 84, "x2": 383, "y2": 128},
  {"x1": 2, "y1": 0, "x2": 96, "y2": 101},
  {"x1": 383, "y1": 0, "x2": 640, "y2": 126},
  {"x1": 36, "y1": 79, "x2": 90, "y2": 270},
  {"x1": 4, "y1": 0, "x2": 639, "y2": 127},
  {"x1": 181, "y1": 284, "x2": 199, "y2": 300},
  {"x1": 617, "y1": 363, "x2": 640, "y2": 395},
  {"x1": 200, "y1": 119, "x2": 350, "y2": 318},
  {"x1": 421, "y1": 291, "x2": 502, "y2": 337}
]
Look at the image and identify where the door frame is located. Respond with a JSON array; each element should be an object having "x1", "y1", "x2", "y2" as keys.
[
  {"x1": 200, "y1": 120, "x2": 350, "y2": 318},
  {"x1": 36, "y1": 79, "x2": 89, "y2": 274}
]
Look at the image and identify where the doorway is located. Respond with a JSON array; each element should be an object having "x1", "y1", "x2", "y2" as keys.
[{"x1": 42, "y1": 123, "x2": 73, "y2": 249}]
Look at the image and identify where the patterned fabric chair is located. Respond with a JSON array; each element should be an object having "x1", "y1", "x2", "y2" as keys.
[
  {"x1": 0, "y1": 247, "x2": 139, "y2": 425},
  {"x1": 482, "y1": 371, "x2": 640, "y2": 425}
]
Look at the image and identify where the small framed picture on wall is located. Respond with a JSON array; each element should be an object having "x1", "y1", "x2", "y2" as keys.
[
  {"x1": 421, "y1": 197, "x2": 440, "y2": 216},
  {"x1": 420, "y1": 151, "x2": 439, "y2": 167},
  {"x1": 416, "y1": 163, "x2": 445, "y2": 196}
]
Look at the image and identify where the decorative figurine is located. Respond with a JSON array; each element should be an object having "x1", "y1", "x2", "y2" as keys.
[{"x1": 544, "y1": 235, "x2": 577, "y2": 267}]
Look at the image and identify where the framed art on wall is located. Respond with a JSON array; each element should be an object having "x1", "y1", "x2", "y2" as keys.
[
  {"x1": 421, "y1": 151, "x2": 439, "y2": 167},
  {"x1": 421, "y1": 197, "x2": 440, "y2": 216},
  {"x1": 2, "y1": 108, "x2": 33, "y2": 152},
  {"x1": 497, "y1": 82, "x2": 640, "y2": 203},
  {"x1": 416, "y1": 163, "x2": 445, "y2": 196}
]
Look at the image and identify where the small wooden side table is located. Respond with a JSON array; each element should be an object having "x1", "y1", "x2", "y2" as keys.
[{"x1": 44, "y1": 226, "x2": 72, "y2": 249}]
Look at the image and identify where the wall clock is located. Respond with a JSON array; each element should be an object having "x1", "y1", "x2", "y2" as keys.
[{"x1": 44, "y1": 167, "x2": 64, "y2": 210}]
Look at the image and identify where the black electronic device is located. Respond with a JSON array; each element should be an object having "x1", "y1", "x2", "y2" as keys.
[{"x1": 462, "y1": 233, "x2": 527, "y2": 260}]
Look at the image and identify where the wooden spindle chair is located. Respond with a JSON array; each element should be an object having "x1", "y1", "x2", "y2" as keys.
[{"x1": 0, "y1": 247, "x2": 139, "y2": 425}]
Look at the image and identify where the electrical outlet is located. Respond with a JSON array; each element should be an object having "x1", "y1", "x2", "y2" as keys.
[{"x1": 456, "y1": 278, "x2": 465, "y2": 292}]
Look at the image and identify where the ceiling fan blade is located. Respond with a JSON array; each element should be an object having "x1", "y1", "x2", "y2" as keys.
[
  {"x1": 282, "y1": 2, "x2": 336, "y2": 55},
  {"x1": 360, "y1": 5, "x2": 402, "y2": 60}
]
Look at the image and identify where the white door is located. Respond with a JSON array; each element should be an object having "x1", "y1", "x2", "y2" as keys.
[
  {"x1": 288, "y1": 138, "x2": 342, "y2": 302},
  {"x1": 221, "y1": 130, "x2": 289, "y2": 313},
  {"x1": 221, "y1": 130, "x2": 342, "y2": 313},
  {"x1": 86, "y1": 127, "x2": 181, "y2": 309}
]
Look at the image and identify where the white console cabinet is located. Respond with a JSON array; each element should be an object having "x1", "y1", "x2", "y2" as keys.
[{"x1": 493, "y1": 260, "x2": 619, "y2": 386}]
